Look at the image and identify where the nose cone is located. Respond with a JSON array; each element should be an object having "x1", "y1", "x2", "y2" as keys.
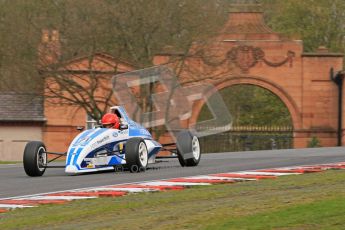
[{"x1": 65, "y1": 165, "x2": 78, "y2": 174}]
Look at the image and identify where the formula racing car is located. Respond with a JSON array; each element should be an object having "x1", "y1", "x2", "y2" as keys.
[{"x1": 23, "y1": 106, "x2": 201, "y2": 177}]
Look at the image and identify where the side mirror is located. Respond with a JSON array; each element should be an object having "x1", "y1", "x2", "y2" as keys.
[{"x1": 76, "y1": 126, "x2": 85, "y2": 132}]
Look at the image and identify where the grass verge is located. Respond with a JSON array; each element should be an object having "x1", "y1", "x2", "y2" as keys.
[
  {"x1": 1, "y1": 170, "x2": 345, "y2": 230},
  {"x1": 0, "y1": 161, "x2": 21, "y2": 164}
]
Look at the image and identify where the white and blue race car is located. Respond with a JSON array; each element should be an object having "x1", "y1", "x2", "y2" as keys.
[{"x1": 23, "y1": 106, "x2": 201, "y2": 177}]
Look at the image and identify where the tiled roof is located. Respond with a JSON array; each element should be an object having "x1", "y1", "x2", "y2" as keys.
[{"x1": 0, "y1": 92, "x2": 45, "y2": 122}]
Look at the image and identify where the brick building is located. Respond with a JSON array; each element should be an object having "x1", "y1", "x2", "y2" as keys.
[
  {"x1": 153, "y1": 1, "x2": 344, "y2": 148},
  {"x1": 2, "y1": 0, "x2": 344, "y2": 160},
  {"x1": 0, "y1": 92, "x2": 45, "y2": 161},
  {"x1": 42, "y1": 49, "x2": 136, "y2": 153}
]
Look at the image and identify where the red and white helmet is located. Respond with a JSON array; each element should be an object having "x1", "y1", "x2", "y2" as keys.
[{"x1": 101, "y1": 113, "x2": 120, "y2": 129}]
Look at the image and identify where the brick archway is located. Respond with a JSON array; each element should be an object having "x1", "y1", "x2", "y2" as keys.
[
  {"x1": 153, "y1": 2, "x2": 344, "y2": 148},
  {"x1": 189, "y1": 76, "x2": 302, "y2": 131}
]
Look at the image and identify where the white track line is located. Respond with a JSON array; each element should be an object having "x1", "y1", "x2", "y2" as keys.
[
  {"x1": 182, "y1": 175, "x2": 246, "y2": 180},
  {"x1": 1, "y1": 161, "x2": 344, "y2": 201},
  {"x1": 0, "y1": 204, "x2": 34, "y2": 208},
  {"x1": 79, "y1": 187, "x2": 157, "y2": 193},
  {"x1": 235, "y1": 171, "x2": 301, "y2": 176},
  {"x1": 141, "y1": 181, "x2": 210, "y2": 186},
  {"x1": 184, "y1": 175, "x2": 258, "y2": 181},
  {"x1": 267, "y1": 166, "x2": 319, "y2": 170},
  {"x1": 0, "y1": 177, "x2": 180, "y2": 201},
  {"x1": 17, "y1": 196, "x2": 97, "y2": 200}
]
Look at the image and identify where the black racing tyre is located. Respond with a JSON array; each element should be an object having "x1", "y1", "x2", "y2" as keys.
[
  {"x1": 125, "y1": 138, "x2": 148, "y2": 173},
  {"x1": 23, "y1": 141, "x2": 47, "y2": 177},
  {"x1": 177, "y1": 152, "x2": 186, "y2": 167},
  {"x1": 176, "y1": 130, "x2": 201, "y2": 167}
]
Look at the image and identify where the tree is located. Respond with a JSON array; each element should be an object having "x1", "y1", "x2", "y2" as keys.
[
  {"x1": 0, "y1": 0, "x2": 226, "y2": 120},
  {"x1": 4, "y1": 0, "x2": 344, "y2": 124},
  {"x1": 198, "y1": 85, "x2": 292, "y2": 127},
  {"x1": 262, "y1": 0, "x2": 345, "y2": 53}
]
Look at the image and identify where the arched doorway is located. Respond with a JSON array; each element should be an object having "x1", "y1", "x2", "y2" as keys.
[{"x1": 190, "y1": 76, "x2": 302, "y2": 152}]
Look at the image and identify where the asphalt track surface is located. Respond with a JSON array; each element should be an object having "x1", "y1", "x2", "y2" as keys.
[{"x1": 1, "y1": 147, "x2": 344, "y2": 199}]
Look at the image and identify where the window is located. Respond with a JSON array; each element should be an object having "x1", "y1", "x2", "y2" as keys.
[{"x1": 86, "y1": 114, "x2": 97, "y2": 129}]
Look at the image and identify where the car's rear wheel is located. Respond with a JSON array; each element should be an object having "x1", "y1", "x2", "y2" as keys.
[
  {"x1": 176, "y1": 131, "x2": 201, "y2": 167},
  {"x1": 125, "y1": 138, "x2": 148, "y2": 173},
  {"x1": 23, "y1": 141, "x2": 47, "y2": 177}
]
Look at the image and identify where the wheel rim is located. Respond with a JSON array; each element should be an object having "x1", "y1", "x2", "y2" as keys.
[
  {"x1": 37, "y1": 147, "x2": 47, "y2": 172},
  {"x1": 138, "y1": 142, "x2": 148, "y2": 167},
  {"x1": 192, "y1": 136, "x2": 200, "y2": 160}
]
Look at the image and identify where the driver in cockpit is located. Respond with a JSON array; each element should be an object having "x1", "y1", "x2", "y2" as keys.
[{"x1": 101, "y1": 113, "x2": 120, "y2": 129}]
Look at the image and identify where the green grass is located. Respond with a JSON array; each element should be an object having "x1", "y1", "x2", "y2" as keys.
[
  {"x1": 1, "y1": 170, "x2": 345, "y2": 230},
  {"x1": 213, "y1": 198, "x2": 345, "y2": 230},
  {"x1": 0, "y1": 161, "x2": 21, "y2": 164}
]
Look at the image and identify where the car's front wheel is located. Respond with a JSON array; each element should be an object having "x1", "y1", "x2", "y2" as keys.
[
  {"x1": 23, "y1": 141, "x2": 47, "y2": 177},
  {"x1": 125, "y1": 138, "x2": 148, "y2": 173},
  {"x1": 176, "y1": 131, "x2": 201, "y2": 167}
]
